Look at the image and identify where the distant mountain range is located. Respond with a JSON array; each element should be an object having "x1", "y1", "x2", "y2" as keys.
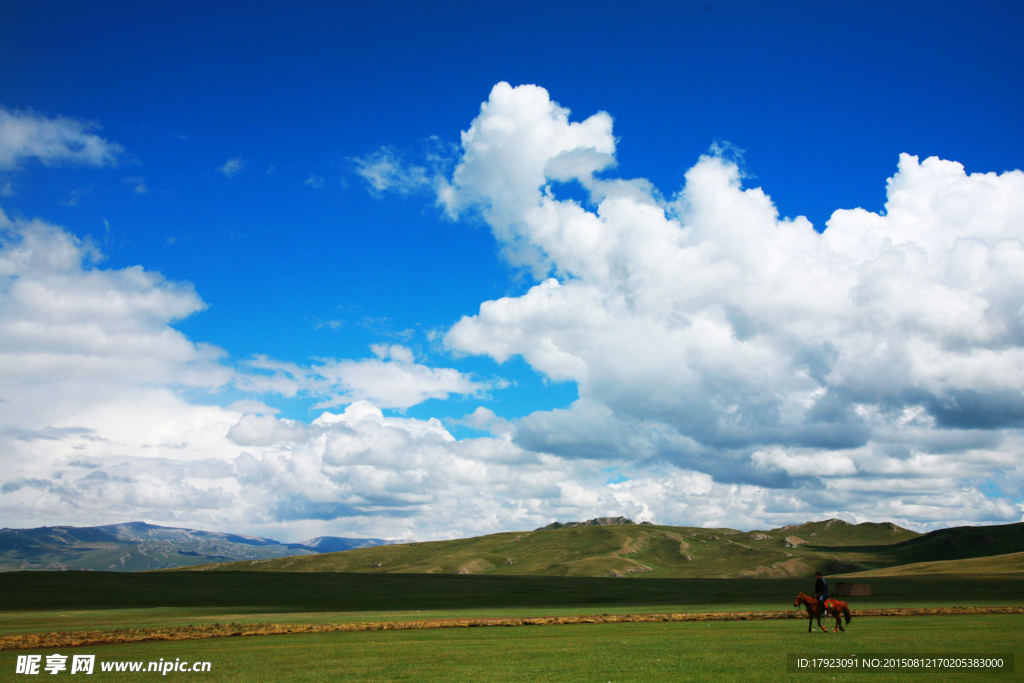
[{"x1": 0, "y1": 522, "x2": 407, "y2": 572}]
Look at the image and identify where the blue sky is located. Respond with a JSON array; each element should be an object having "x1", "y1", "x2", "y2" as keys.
[{"x1": 1, "y1": 1, "x2": 1023, "y2": 540}]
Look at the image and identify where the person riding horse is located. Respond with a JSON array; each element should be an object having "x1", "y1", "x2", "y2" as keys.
[
  {"x1": 814, "y1": 571, "x2": 829, "y2": 616},
  {"x1": 793, "y1": 591, "x2": 851, "y2": 633}
]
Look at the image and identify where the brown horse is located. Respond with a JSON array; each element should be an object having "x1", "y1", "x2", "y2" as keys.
[{"x1": 793, "y1": 592, "x2": 851, "y2": 633}]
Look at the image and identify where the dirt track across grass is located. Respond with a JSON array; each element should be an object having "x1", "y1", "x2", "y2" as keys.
[{"x1": 3, "y1": 606, "x2": 1022, "y2": 651}]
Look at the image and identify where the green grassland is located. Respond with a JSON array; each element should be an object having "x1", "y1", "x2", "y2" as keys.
[
  {"x1": 1, "y1": 614, "x2": 1020, "y2": 682},
  {"x1": 2, "y1": 569, "x2": 1021, "y2": 682},
  {"x1": 168, "y1": 519, "x2": 1024, "y2": 580}
]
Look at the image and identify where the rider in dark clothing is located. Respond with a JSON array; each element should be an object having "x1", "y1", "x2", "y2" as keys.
[{"x1": 814, "y1": 571, "x2": 829, "y2": 616}]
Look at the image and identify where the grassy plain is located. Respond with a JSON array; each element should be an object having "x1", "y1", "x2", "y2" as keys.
[
  {"x1": 1, "y1": 571, "x2": 1021, "y2": 681},
  {"x1": 1, "y1": 613, "x2": 1020, "y2": 682}
]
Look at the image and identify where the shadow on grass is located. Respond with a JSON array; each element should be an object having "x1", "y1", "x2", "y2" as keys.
[{"x1": 1, "y1": 572, "x2": 1022, "y2": 614}]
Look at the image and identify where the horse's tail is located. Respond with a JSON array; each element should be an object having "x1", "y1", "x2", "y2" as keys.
[{"x1": 843, "y1": 604, "x2": 851, "y2": 625}]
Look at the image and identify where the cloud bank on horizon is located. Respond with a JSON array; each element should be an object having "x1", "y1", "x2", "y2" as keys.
[{"x1": 1, "y1": 83, "x2": 1022, "y2": 540}]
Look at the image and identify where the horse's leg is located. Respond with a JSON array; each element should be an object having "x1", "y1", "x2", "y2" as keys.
[{"x1": 807, "y1": 616, "x2": 812, "y2": 634}]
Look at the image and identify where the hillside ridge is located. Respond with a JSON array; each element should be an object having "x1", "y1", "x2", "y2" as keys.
[
  {"x1": 538, "y1": 516, "x2": 645, "y2": 530},
  {"x1": 168, "y1": 519, "x2": 1024, "y2": 579}
]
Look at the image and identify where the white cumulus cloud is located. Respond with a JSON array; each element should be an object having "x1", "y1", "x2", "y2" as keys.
[
  {"x1": 0, "y1": 208, "x2": 228, "y2": 398},
  {"x1": 0, "y1": 107, "x2": 124, "y2": 170},
  {"x1": 439, "y1": 82, "x2": 1024, "y2": 524}
]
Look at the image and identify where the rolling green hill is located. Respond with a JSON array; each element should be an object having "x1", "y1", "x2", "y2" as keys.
[{"x1": 173, "y1": 517, "x2": 1019, "y2": 579}]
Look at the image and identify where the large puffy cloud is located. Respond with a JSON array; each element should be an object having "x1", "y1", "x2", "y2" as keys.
[
  {"x1": 439, "y1": 82, "x2": 617, "y2": 276},
  {"x1": 0, "y1": 208, "x2": 244, "y2": 529},
  {"x1": 442, "y1": 83, "x2": 1024, "y2": 524},
  {"x1": 0, "y1": 217, "x2": 218, "y2": 387},
  {"x1": 0, "y1": 209, "x2": 232, "y2": 432},
  {"x1": 0, "y1": 107, "x2": 124, "y2": 170}
]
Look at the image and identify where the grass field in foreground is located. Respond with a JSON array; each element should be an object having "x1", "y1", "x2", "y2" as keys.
[{"x1": 1, "y1": 614, "x2": 1019, "y2": 683}]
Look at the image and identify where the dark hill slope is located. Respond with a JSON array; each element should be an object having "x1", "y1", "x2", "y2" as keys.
[
  {"x1": 836, "y1": 550, "x2": 1024, "y2": 577},
  {"x1": 835, "y1": 521, "x2": 1024, "y2": 567}
]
